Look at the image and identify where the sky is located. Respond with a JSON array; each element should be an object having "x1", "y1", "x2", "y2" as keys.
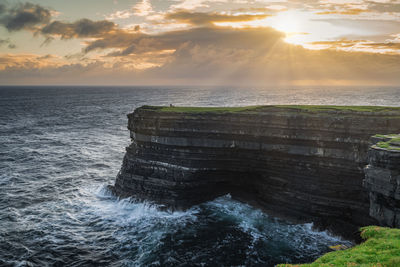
[{"x1": 0, "y1": 0, "x2": 400, "y2": 86}]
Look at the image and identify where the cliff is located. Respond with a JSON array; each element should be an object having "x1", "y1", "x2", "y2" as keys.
[
  {"x1": 364, "y1": 134, "x2": 400, "y2": 227},
  {"x1": 110, "y1": 105, "x2": 400, "y2": 238}
]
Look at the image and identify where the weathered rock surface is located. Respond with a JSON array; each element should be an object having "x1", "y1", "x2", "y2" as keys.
[
  {"x1": 110, "y1": 106, "x2": 400, "y2": 238},
  {"x1": 364, "y1": 135, "x2": 400, "y2": 227}
]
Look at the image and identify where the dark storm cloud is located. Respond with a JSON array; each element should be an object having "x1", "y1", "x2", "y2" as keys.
[
  {"x1": 0, "y1": 2, "x2": 52, "y2": 31},
  {"x1": 41, "y1": 19, "x2": 117, "y2": 39}
]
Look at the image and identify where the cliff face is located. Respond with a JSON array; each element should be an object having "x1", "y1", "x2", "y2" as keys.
[
  {"x1": 364, "y1": 135, "x2": 400, "y2": 227},
  {"x1": 111, "y1": 106, "x2": 400, "y2": 236}
]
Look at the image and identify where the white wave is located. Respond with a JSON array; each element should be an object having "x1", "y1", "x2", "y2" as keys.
[
  {"x1": 204, "y1": 194, "x2": 353, "y2": 251},
  {"x1": 90, "y1": 184, "x2": 199, "y2": 226}
]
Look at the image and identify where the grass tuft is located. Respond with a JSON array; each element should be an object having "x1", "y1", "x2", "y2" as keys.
[{"x1": 277, "y1": 226, "x2": 400, "y2": 267}]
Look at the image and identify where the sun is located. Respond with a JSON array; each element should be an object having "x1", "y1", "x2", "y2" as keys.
[
  {"x1": 269, "y1": 11, "x2": 303, "y2": 34},
  {"x1": 266, "y1": 10, "x2": 329, "y2": 47},
  {"x1": 213, "y1": 10, "x2": 312, "y2": 45},
  {"x1": 213, "y1": 9, "x2": 344, "y2": 48}
]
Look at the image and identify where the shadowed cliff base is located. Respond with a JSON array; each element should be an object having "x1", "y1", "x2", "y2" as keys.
[{"x1": 110, "y1": 105, "x2": 400, "y2": 241}]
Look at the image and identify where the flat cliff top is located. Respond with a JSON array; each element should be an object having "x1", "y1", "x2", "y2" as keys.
[{"x1": 138, "y1": 105, "x2": 400, "y2": 115}]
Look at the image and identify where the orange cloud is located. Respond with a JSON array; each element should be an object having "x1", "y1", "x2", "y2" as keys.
[
  {"x1": 1, "y1": 2, "x2": 400, "y2": 86},
  {"x1": 316, "y1": 8, "x2": 370, "y2": 15},
  {"x1": 2, "y1": 26, "x2": 400, "y2": 86},
  {"x1": 310, "y1": 38, "x2": 400, "y2": 54},
  {"x1": 0, "y1": 54, "x2": 65, "y2": 70},
  {"x1": 164, "y1": 11, "x2": 271, "y2": 26}
]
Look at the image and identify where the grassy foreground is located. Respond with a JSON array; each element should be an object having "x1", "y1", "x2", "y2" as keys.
[
  {"x1": 140, "y1": 105, "x2": 400, "y2": 114},
  {"x1": 278, "y1": 226, "x2": 400, "y2": 267}
]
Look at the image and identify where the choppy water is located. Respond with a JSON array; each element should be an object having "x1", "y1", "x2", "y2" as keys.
[{"x1": 1, "y1": 86, "x2": 399, "y2": 266}]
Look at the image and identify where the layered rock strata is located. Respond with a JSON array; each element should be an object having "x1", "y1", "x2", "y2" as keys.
[
  {"x1": 364, "y1": 134, "x2": 400, "y2": 227},
  {"x1": 110, "y1": 105, "x2": 400, "y2": 237}
]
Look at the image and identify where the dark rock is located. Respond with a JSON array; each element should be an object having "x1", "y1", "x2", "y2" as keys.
[
  {"x1": 364, "y1": 135, "x2": 400, "y2": 227},
  {"x1": 110, "y1": 106, "x2": 400, "y2": 238}
]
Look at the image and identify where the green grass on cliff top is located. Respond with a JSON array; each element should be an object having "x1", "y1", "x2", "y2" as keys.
[
  {"x1": 374, "y1": 134, "x2": 400, "y2": 151},
  {"x1": 140, "y1": 105, "x2": 400, "y2": 114},
  {"x1": 278, "y1": 226, "x2": 400, "y2": 267},
  {"x1": 141, "y1": 105, "x2": 262, "y2": 113}
]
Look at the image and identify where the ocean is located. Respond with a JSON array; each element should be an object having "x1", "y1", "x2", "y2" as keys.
[{"x1": 1, "y1": 86, "x2": 399, "y2": 266}]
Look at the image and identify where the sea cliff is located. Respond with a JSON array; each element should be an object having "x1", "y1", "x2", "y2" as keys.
[
  {"x1": 110, "y1": 105, "x2": 400, "y2": 238},
  {"x1": 364, "y1": 134, "x2": 400, "y2": 227}
]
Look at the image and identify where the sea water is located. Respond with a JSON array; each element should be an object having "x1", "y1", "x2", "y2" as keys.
[{"x1": 1, "y1": 86, "x2": 399, "y2": 266}]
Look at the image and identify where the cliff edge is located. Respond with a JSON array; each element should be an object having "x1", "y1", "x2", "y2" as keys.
[
  {"x1": 110, "y1": 105, "x2": 400, "y2": 238},
  {"x1": 364, "y1": 134, "x2": 400, "y2": 227}
]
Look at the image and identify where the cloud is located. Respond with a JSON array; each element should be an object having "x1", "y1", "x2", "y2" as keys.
[
  {"x1": 82, "y1": 29, "x2": 143, "y2": 54},
  {"x1": 367, "y1": 1, "x2": 400, "y2": 13},
  {"x1": 105, "y1": 0, "x2": 154, "y2": 21},
  {"x1": 310, "y1": 37, "x2": 400, "y2": 53},
  {"x1": 2, "y1": 24, "x2": 400, "y2": 86},
  {"x1": 0, "y1": 38, "x2": 16, "y2": 49},
  {"x1": 0, "y1": 2, "x2": 52, "y2": 31},
  {"x1": 0, "y1": 53, "x2": 65, "y2": 70},
  {"x1": 41, "y1": 19, "x2": 116, "y2": 39},
  {"x1": 164, "y1": 11, "x2": 270, "y2": 26},
  {"x1": 316, "y1": 8, "x2": 369, "y2": 15},
  {"x1": 366, "y1": 42, "x2": 400, "y2": 50},
  {"x1": 81, "y1": 26, "x2": 284, "y2": 56},
  {"x1": 1, "y1": 1, "x2": 400, "y2": 85},
  {"x1": 313, "y1": 18, "x2": 400, "y2": 37},
  {"x1": 0, "y1": 3, "x2": 6, "y2": 15},
  {"x1": 133, "y1": 0, "x2": 154, "y2": 16},
  {"x1": 285, "y1": 0, "x2": 400, "y2": 17},
  {"x1": 170, "y1": 0, "x2": 228, "y2": 11},
  {"x1": 234, "y1": 6, "x2": 287, "y2": 12},
  {"x1": 106, "y1": 10, "x2": 133, "y2": 20},
  {"x1": 106, "y1": 0, "x2": 156, "y2": 21},
  {"x1": 150, "y1": 36, "x2": 400, "y2": 85}
]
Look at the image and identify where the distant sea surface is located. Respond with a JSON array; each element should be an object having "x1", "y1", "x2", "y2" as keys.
[{"x1": 1, "y1": 86, "x2": 399, "y2": 266}]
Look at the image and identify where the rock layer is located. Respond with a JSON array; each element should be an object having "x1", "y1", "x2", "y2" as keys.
[
  {"x1": 364, "y1": 135, "x2": 400, "y2": 227},
  {"x1": 111, "y1": 106, "x2": 400, "y2": 237}
]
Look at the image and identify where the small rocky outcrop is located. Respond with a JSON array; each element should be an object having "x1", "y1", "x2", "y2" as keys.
[
  {"x1": 364, "y1": 134, "x2": 400, "y2": 227},
  {"x1": 110, "y1": 105, "x2": 400, "y2": 237}
]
